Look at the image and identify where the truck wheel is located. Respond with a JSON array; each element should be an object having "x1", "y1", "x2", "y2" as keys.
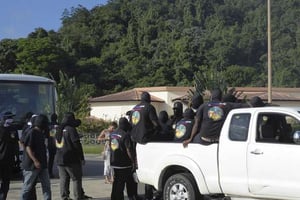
[{"x1": 163, "y1": 173, "x2": 202, "y2": 200}]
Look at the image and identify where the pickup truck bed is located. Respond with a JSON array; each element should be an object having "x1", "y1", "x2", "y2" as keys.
[{"x1": 136, "y1": 107, "x2": 300, "y2": 200}]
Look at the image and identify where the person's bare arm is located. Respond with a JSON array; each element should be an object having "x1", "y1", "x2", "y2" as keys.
[
  {"x1": 26, "y1": 146, "x2": 41, "y2": 169},
  {"x1": 183, "y1": 117, "x2": 200, "y2": 148},
  {"x1": 97, "y1": 129, "x2": 108, "y2": 141}
]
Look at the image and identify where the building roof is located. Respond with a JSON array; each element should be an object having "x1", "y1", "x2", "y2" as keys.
[
  {"x1": 90, "y1": 86, "x2": 300, "y2": 103},
  {"x1": 235, "y1": 87, "x2": 300, "y2": 101},
  {"x1": 90, "y1": 87, "x2": 167, "y2": 103},
  {"x1": 173, "y1": 87, "x2": 300, "y2": 102}
]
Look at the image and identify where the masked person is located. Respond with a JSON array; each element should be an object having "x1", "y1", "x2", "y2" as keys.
[
  {"x1": 55, "y1": 112, "x2": 91, "y2": 200},
  {"x1": 157, "y1": 111, "x2": 174, "y2": 141},
  {"x1": 174, "y1": 108, "x2": 195, "y2": 142},
  {"x1": 20, "y1": 113, "x2": 38, "y2": 200},
  {"x1": 129, "y1": 91, "x2": 161, "y2": 200},
  {"x1": 48, "y1": 113, "x2": 59, "y2": 178},
  {"x1": 110, "y1": 117, "x2": 139, "y2": 200},
  {"x1": 168, "y1": 101, "x2": 184, "y2": 130},
  {"x1": 130, "y1": 91, "x2": 161, "y2": 144},
  {"x1": 0, "y1": 112, "x2": 19, "y2": 200},
  {"x1": 20, "y1": 114, "x2": 51, "y2": 200}
]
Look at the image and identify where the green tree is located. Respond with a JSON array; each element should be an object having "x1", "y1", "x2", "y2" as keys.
[
  {"x1": 0, "y1": 39, "x2": 18, "y2": 73},
  {"x1": 15, "y1": 35, "x2": 69, "y2": 78},
  {"x1": 56, "y1": 71, "x2": 95, "y2": 120}
]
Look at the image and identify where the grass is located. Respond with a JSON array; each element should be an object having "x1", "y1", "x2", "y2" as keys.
[{"x1": 82, "y1": 144, "x2": 104, "y2": 154}]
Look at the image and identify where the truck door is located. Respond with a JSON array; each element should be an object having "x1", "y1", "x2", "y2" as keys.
[
  {"x1": 218, "y1": 113, "x2": 252, "y2": 196},
  {"x1": 247, "y1": 112, "x2": 300, "y2": 199}
]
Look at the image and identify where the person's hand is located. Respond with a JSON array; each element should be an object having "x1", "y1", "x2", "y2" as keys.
[
  {"x1": 183, "y1": 138, "x2": 192, "y2": 148},
  {"x1": 132, "y1": 164, "x2": 136, "y2": 172},
  {"x1": 33, "y1": 160, "x2": 41, "y2": 169}
]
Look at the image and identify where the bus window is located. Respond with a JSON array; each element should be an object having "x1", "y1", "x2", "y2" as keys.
[{"x1": 0, "y1": 74, "x2": 56, "y2": 125}]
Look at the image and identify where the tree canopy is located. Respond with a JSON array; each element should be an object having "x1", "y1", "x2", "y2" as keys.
[{"x1": 1, "y1": 0, "x2": 299, "y2": 98}]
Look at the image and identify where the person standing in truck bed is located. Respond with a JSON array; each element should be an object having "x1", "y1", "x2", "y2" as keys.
[
  {"x1": 129, "y1": 91, "x2": 161, "y2": 200},
  {"x1": 130, "y1": 91, "x2": 161, "y2": 144}
]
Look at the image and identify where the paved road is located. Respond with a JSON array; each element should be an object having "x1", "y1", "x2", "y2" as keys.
[{"x1": 7, "y1": 154, "x2": 144, "y2": 200}]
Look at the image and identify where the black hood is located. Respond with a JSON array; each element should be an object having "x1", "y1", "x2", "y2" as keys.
[
  {"x1": 141, "y1": 91, "x2": 151, "y2": 103},
  {"x1": 158, "y1": 111, "x2": 169, "y2": 123},
  {"x1": 33, "y1": 114, "x2": 49, "y2": 130},
  {"x1": 61, "y1": 112, "x2": 78, "y2": 127},
  {"x1": 222, "y1": 93, "x2": 237, "y2": 103},
  {"x1": 183, "y1": 108, "x2": 195, "y2": 119},
  {"x1": 249, "y1": 96, "x2": 265, "y2": 107},
  {"x1": 118, "y1": 117, "x2": 130, "y2": 132},
  {"x1": 173, "y1": 102, "x2": 183, "y2": 110},
  {"x1": 191, "y1": 93, "x2": 204, "y2": 109},
  {"x1": 211, "y1": 88, "x2": 222, "y2": 101}
]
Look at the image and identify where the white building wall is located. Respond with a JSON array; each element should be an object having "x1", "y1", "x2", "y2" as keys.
[
  {"x1": 90, "y1": 101, "x2": 136, "y2": 121},
  {"x1": 150, "y1": 90, "x2": 189, "y2": 115},
  {"x1": 90, "y1": 89, "x2": 190, "y2": 121}
]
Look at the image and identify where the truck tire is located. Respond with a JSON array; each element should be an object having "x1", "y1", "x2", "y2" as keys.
[{"x1": 163, "y1": 173, "x2": 202, "y2": 200}]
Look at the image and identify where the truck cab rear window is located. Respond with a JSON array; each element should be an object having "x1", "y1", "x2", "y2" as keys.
[{"x1": 229, "y1": 113, "x2": 250, "y2": 141}]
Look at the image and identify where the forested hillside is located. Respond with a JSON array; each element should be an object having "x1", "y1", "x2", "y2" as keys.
[{"x1": 0, "y1": 0, "x2": 299, "y2": 97}]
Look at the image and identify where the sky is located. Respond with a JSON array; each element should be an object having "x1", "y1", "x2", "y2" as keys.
[{"x1": 0, "y1": 0, "x2": 107, "y2": 40}]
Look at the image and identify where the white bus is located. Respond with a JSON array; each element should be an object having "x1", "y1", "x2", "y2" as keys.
[
  {"x1": 0, "y1": 74, "x2": 56, "y2": 125},
  {"x1": 0, "y1": 74, "x2": 57, "y2": 171}
]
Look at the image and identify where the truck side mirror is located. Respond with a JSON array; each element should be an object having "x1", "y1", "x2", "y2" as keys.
[{"x1": 293, "y1": 131, "x2": 300, "y2": 144}]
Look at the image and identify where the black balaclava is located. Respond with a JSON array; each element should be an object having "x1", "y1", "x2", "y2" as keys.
[
  {"x1": 222, "y1": 93, "x2": 237, "y2": 103},
  {"x1": 118, "y1": 117, "x2": 130, "y2": 132},
  {"x1": 50, "y1": 113, "x2": 58, "y2": 123},
  {"x1": 158, "y1": 111, "x2": 169, "y2": 124},
  {"x1": 210, "y1": 88, "x2": 222, "y2": 101},
  {"x1": 141, "y1": 91, "x2": 151, "y2": 103},
  {"x1": 61, "y1": 112, "x2": 76, "y2": 127},
  {"x1": 33, "y1": 114, "x2": 49, "y2": 130},
  {"x1": 250, "y1": 96, "x2": 265, "y2": 107},
  {"x1": 173, "y1": 102, "x2": 183, "y2": 116},
  {"x1": 191, "y1": 93, "x2": 204, "y2": 110},
  {"x1": 183, "y1": 108, "x2": 195, "y2": 120}
]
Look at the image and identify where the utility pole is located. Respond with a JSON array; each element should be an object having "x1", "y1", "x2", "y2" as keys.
[{"x1": 267, "y1": 0, "x2": 272, "y2": 103}]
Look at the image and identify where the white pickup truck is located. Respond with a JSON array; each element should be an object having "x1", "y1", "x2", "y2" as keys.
[{"x1": 136, "y1": 107, "x2": 300, "y2": 200}]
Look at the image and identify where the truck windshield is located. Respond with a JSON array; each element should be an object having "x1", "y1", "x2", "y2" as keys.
[{"x1": 0, "y1": 81, "x2": 55, "y2": 124}]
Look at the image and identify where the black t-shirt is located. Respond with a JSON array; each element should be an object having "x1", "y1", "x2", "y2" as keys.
[
  {"x1": 110, "y1": 129, "x2": 133, "y2": 168},
  {"x1": 22, "y1": 128, "x2": 47, "y2": 170},
  {"x1": 130, "y1": 102, "x2": 159, "y2": 144},
  {"x1": 173, "y1": 118, "x2": 194, "y2": 142},
  {"x1": 158, "y1": 122, "x2": 174, "y2": 141},
  {"x1": 197, "y1": 101, "x2": 233, "y2": 139},
  {"x1": 21, "y1": 124, "x2": 31, "y2": 144},
  {"x1": 55, "y1": 126, "x2": 84, "y2": 165},
  {"x1": 168, "y1": 115, "x2": 183, "y2": 130},
  {"x1": 0, "y1": 126, "x2": 19, "y2": 164},
  {"x1": 48, "y1": 123, "x2": 58, "y2": 151}
]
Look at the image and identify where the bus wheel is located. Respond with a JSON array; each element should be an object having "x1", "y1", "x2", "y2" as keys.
[{"x1": 163, "y1": 173, "x2": 202, "y2": 200}]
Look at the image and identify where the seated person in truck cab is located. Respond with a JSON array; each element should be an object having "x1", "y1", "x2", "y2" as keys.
[
  {"x1": 183, "y1": 88, "x2": 246, "y2": 146},
  {"x1": 257, "y1": 113, "x2": 294, "y2": 143}
]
